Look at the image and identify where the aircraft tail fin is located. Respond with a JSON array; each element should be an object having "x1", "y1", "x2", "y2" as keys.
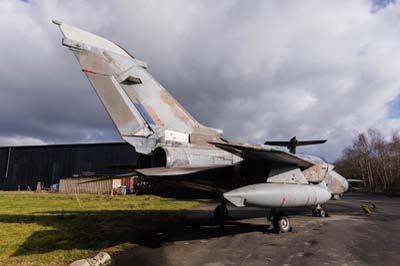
[{"x1": 53, "y1": 21, "x2": 221, "y2": 153}]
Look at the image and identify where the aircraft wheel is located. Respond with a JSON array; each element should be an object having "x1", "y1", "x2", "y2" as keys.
[
  {"x1": 312, "y1": 208, "x2": 318, "y2": 217},
  {"x1": 273, "y1": 212, "x2": 291, "y2": 233},
  {"x1": 318, "y1": 209, "x2": 327, "y2": 217},
  {"x1": 214, "y1": 205, "x2": 228, "y2": 225}
]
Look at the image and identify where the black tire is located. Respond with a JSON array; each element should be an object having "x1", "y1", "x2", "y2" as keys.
[
  {"x1": 273, "y1": 213, "x2": 291, "y2": 233},
  {"x1": 312, "y1": 208, "x2": 318, "y2": 217},
  {"x1": 318, "y1": 209, "x2": 326, "y2": 217},
  {"x1": 214, "y1": 205, "x2": 228, "y2": 225}
]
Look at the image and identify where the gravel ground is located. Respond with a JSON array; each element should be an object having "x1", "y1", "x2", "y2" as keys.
[{"x1": 112, "y1": 193, "x2": 400, "y2": 266}]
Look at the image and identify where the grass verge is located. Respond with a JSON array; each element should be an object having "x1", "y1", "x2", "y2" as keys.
[{"x1": 0, "y1": 192, "x2": 199, "y2": 266}]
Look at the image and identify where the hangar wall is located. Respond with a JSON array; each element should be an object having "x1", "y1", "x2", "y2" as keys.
[{"x1": 0, "y1": 142, "x2": 138, "y2": 191}]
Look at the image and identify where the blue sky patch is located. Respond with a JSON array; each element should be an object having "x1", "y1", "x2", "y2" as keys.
[
  {"x1": 387, "y1": 94, "x2": 400, "y2": 119},
  {"x1": 371, "y1": 0, "x2": 396, "y2": 12}
]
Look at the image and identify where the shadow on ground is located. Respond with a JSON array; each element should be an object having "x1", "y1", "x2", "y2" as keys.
[
  {"x1": 0, "y1": 208, "x2": 269, "y2": 257},
  {"x1": 0, "y1": 196, "x2": 368, "y2": 258}
]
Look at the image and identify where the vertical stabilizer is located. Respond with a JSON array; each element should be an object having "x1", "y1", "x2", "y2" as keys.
[{"x1": 53, "y1": 21, "x2": 221, "y2": 153}]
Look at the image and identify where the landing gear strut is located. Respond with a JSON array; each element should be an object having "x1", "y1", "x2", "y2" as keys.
[
  {"x1": 312, "y1": 204, "x2": 328, "y2": 217},
  {"x1": 268, "y1": 209, "x2": 292, "y2": 233},
  {"x1": 213, "y1": 201, "x2": 229, "y2": 225}
]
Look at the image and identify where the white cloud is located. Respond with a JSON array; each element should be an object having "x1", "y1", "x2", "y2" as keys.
[{"x1": 0, "y1": 136, "x2": 46, "y2": 147}]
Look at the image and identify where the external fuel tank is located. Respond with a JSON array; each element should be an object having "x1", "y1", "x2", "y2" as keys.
[{"x1": 223, "y1": 183, "x2": 332, "y2": 208}]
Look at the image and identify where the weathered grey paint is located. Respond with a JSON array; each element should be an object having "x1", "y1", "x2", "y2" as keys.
[
  {"x1": 157, "y1": 146, "x2": 240, "y2": 167},
  {"x1": 267, "y1": 165, "x2": 309, "y2": 184},
  {"x1": 55, "y1": 22, "x2": 222, "y2": 154}
]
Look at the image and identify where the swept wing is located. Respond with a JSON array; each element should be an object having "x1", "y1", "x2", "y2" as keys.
[{"x1": 209, "y1": 141, "x2": 314, "y2": 169}]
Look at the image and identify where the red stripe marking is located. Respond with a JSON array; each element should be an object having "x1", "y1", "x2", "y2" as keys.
[
  {"x1": 145, "y1": 105, "x2": 164, "y2": 126},
  {"x1": 314, "y1": 190, "x2": 318, "y2": 205},
  {"x1": 281, "y1": 197, "x2": 286, "y2": 207},
  {"x1": 82, "y1": 68, "x2": 97, "y2": 74}
]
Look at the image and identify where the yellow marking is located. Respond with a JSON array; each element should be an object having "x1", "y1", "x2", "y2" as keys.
[{"x1": 361, "y1": 205, "x2": 372, "y2": 215}]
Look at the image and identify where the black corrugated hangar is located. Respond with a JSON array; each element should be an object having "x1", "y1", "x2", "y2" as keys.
[{"x1": 0, "y1": 142, "x2": 138, "y2": 191}]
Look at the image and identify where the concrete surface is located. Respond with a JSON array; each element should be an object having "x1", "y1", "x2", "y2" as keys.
[{"x1": 112, "y1": 194, "x2": 400, "y2": 266}]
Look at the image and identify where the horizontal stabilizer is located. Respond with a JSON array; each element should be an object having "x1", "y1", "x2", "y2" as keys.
[
  {"x1": 264, "y1": 136, "x2": 327, "y2": 154},
  {"x1": 136, "y1": 165, "x2": 230, "y2": 176},
  {"x1": 78, "y1": 165, "x2": 230, "y2": 186}
]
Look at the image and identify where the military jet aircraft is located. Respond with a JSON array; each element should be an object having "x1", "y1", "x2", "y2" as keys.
[{"x1": 53, "y1": 21, "x2": 349, "y2": 233}]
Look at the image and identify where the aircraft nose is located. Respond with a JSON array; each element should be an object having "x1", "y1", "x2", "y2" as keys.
[
  {"x1": 331, "y1": 170, "x2": 349, "y2": 192},
  {"x1": 343, "y1": 176, "x2": 349, "y2": 192}
]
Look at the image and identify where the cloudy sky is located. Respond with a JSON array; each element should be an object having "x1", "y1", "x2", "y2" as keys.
[{"x1": 0, "y1": 0, "x2": 399, "y2": 161}]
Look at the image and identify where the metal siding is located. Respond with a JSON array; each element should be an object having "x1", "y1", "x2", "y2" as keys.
[
  {"x1": 0, "y1": 143, "x2": 137, "y2": 190},
  {"x1": 0, "y1": 148, "x2": 9, "y2": 189},
  {"x1": 59, "y1": 178, "x2": 114, "y2": 194}
]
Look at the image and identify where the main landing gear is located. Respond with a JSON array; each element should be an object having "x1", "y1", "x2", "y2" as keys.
[
  {"x1": 213, "y1": 201, "x2": 230, "y2": 225},
  {"x1": 312, "y1": 204, "x2": 328, "y2": 217},
  {"x1": 268, "y1": 209, "x2": 292, "y2": 233}
]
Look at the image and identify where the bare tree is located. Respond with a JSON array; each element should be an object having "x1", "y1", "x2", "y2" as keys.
[{"x1": 335, "y1": 129, "x2": 400, "y2": 192}]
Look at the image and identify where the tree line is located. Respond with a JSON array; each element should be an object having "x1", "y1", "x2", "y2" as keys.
[{"x1": 334, "y1": 129, "x2": 400, "y2": 192}]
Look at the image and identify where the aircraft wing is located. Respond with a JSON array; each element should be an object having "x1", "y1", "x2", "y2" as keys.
[
  {"x1": 78, "y1": 164, "x2": 231, "y2": 183},
  {"x1": 209, "y1": 141, "x2": 314, "y2": 169},
  {"x1": 135, "y1": 165, "x2": 231, "y2": 176},
  {"x1": 77, "y1": 165, "x2": 234, "y2": 193}
]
